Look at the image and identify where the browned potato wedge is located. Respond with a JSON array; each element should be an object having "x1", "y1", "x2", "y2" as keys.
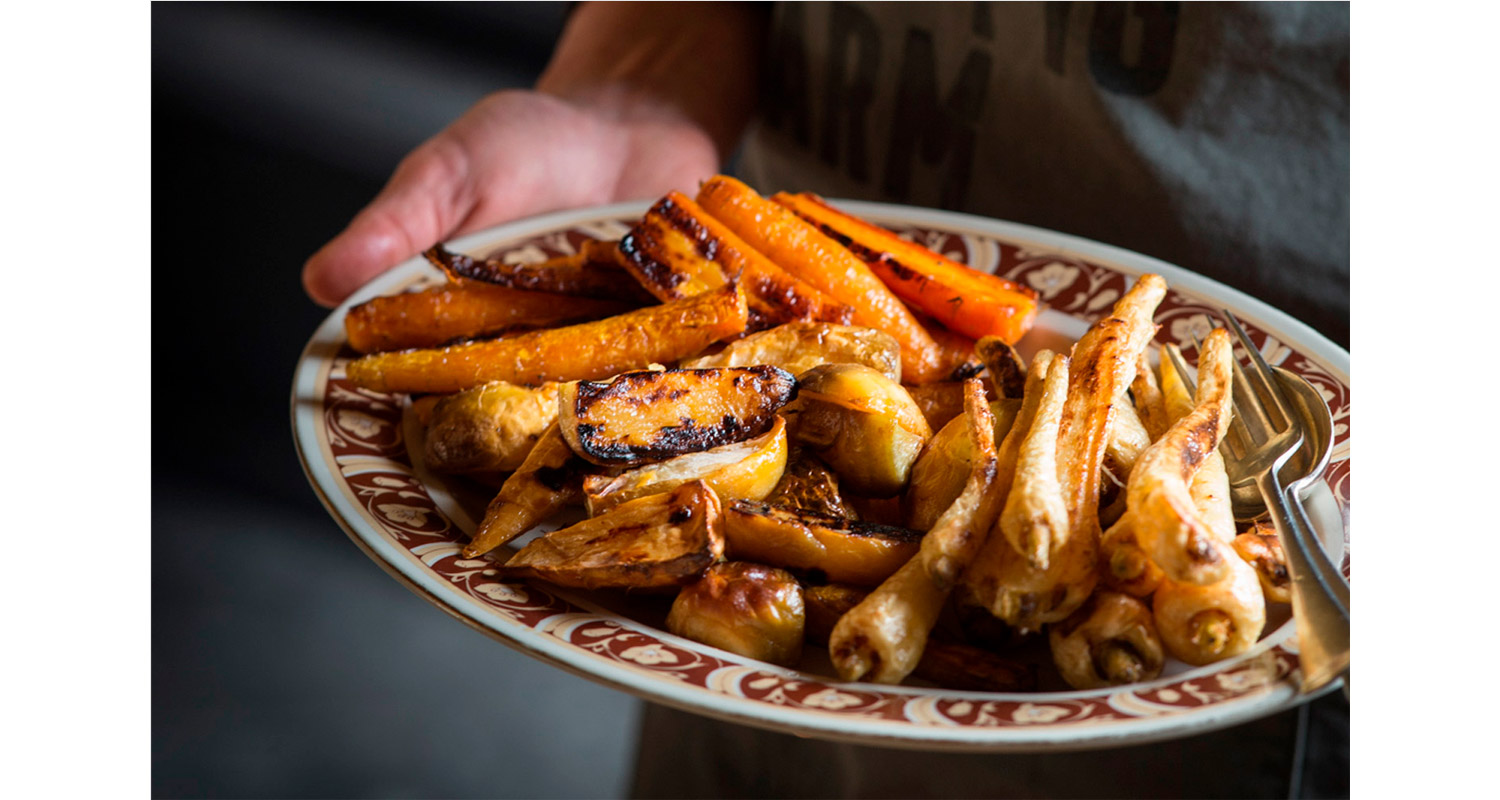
[
  {"x1": 902, "y1": 399, "x2": 1021, "y2": 531},
  {"x1": 423, "y1": 381, "x2": 562, "y2": 473},
  {"x1": 1050, "y1": 591, "x2": 1166, "y2": 689},
  {"x1": 667, "y1": 562, "x2": 805, "y2": 667},
  {"x1": 559, "y1": 366, "x2": 796, "y2": 467},
  {"x1": 788, "y1": 363, "x2": 932, "y2": 497},
  {"x1": 464, "y1": 423, "x2": 589, "y2": 558},
  {"x1": 722, "y1": 501, "x2": 921, "y2": 586},
  {"x1": 763, "y1": 447, "x2": 859, "y2": 520},
  {"x1": 801, "y1": 583, "x2": 869, "y2": 643},
  {"x1": 683, "y1": 322, "x2": 901, "y2": 382},
  {"x1": 583, "y1": 417, "x2": 788, "y2": 515},
  {"x1": 495, "y1": 481, "x2": 724, "y2": 590}
]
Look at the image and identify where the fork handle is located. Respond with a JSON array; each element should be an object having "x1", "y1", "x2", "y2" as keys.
[
  {"x1": 1256, "y1": 471, "x2": 1350, "y2": 693},
  {"x1": 1287, "y1": 486, "x2": 1351, "y2": 611}
]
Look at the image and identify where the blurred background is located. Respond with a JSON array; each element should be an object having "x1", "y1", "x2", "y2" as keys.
[{"x1": 152, "y1": 3, "x2": 1347, "y2": 797}]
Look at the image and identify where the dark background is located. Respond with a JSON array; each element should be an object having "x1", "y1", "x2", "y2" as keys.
[{"x1": 152, "y1": 3, "x2": 1347, "y2": 797}]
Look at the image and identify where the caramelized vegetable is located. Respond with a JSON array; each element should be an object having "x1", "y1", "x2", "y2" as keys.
[
  {"x1": 667, "y1": 562, "x2": 805, "y2": 667},
  {"x1": 423, "y1": 381, "x2": 562, "y2": 473},
  {"x1": 464, "y1": 423, "x2": 589, "y2": 558},
  {"x1": 902, "y1": 398, "x2": 1021, "y2": 531},
  {"x1": 722, "y1": 501, "x2": 921, "y2": 586},
  {"x1": 1152, "y1": 539, "x2": 1266, "y2": 665},
  {"x1": 695, "y1": 175, "x2": 950, "y2": 384},
  {"x1": 559, "y1": 366, "x2": 796, "y2": 467},
  {"x1": 1050, "y1": 591, "x2": 1166, "y2": 689},
  {"x1": 1098, "y1": 512, "x2": 1166, "y2": 598},
  {"x1": 424, "y1": 241, "x2": 653, "y2": 303},
  {"x1": 346, "y1": 283, "x2": 750, "y2": 394},
  {"x1": 618, "y1": 192, "x2": 854, "y2": 330},
  {"x1": 583, "y1": 417, "x2": 788, "y2": 515},
  {"x1": 496, "y1": 481, "x2": 724, "y2": 590},
  {"x1": 1232, "y1": 521, "x2": 1292, "y2": 604},
  {"x1": 975, "y1": 336, "x2": 1027, "y2": 398},
  {"x1": 915, "y1": 380, "x2": 1006, "y2": 589},
  {"x1": 684, "y1": 322, "x2": 901, "y2": 383},
  {"x1": 773, "y1": 191, "x2": 1039, "y2": 344},
  {"x1": 789, "y1": 363, "x2": 932, "y2": 497},
  {"x1": 763, "y1": 447, "x2": 859, "y2": 520},
  {"x1": 998, "y1": 351, "x2": 1071, "y2": 570}
]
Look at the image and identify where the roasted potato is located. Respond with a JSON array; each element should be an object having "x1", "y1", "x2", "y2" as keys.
[
  {"x1": 496, "y1": 481, "x2": 724, "y2": 590},
  {"x1": 683, "y1": 322, "x2": 901, "y2": 382},
  {"x1": 667, "y1": 561, "x2": 805, "y2": 667},
  {"x1": 583, "y1": 417, "x2": 788, "y2": 515},
  {"x1": 424, "y1": 381, "x2": 562, "y2": 473},
  {"x1": 559, "y1": 366, "x2": 796, "y2": 467},
  {"x1": 464, "y1": 423, "x2": 589, "y2": 558},
  {"x1": 902, "y1": 398, "x2": 1021, "y2": 531},
  {"x1": 722, "y1": 501, "x2": 921, "y2": 586},
  {"x1": 902, "y1": 379, "x2": 1001, "y2": 432},
  {"x1": 763, "y1": 447, "x2": 859, "y2": 520},
  {"x1": 788, "y1": 363, "x2": 932, "y2": 497}
]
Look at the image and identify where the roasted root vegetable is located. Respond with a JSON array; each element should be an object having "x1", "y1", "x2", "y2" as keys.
[
  {"x1": 496, "y1": 480, "x2": 724, "y2": 590},
  {"x1": 666, "y1": 561, "x2": 805, "y2": 667},
  {"x1": 1152, "y1": 538, "x2": 1266, "y2": 665},
  {"x1": 904, "y1": 380, "x2": 985, "y2": 432},
  {"x1": 1049, "y1": 591, "x2": 1166, "y2": 689},
  {"x1": 975, "y1": 336, "x2": 1027, "y2": 398},
  {"x1": 344, "y1": 281, "x2": 634, "y2": 354},
  {"x1": 829, "y1": 389, "x2": 1009, "y2": 683},
  {"x1": 696, "y1": 175, "x2": 951, "y2": 384},
  {"x1": 788, "y1": 363, "x2": 932, "y2": 497},
  {"x1": 424, "y1": 381, "x2": 562, "y2": 473},
  {"x1": 464, "y1": 423, "x2": 589, "y2": 558},
  {"x1": 773, "y1": 191, "x2": 1039, "y2": 345},
  {"x1": 722, "y1": 501, "x2": 921, "y2": 586},
  {"x1": 683, "y1": 322, "x2": 901, "y2": 383},
  {"x1": 582, "y1": 417, "x2": 788, "y2": 515},
  {"x1": 424, "y1": 241, "x2": 653, "y2": 303},
  {"x1": 559, "y1": 366, "x2": 796, "y2": 467},
  {"x1": 346, "y1": 282, "x2": 750, "y2": 394},
  {"x1": 902, "y1": 398, "x2": 1021, "y2": 531},
  {"x1": 998, "y1": 351, "x2": 1071, "y2": 570},
  {"x1": 1098, "y1": 513, "x2": 1166, "y2": 598},
  {"x1": 618, "y1": 192, "x2": 854, "y2": 330},
  {"x1": 1232, "y1": 521, "x2": 1292, "y2": 604},
  {"x1": 1128, "y1": 332, "x2": 1236, "y2": 585},
  {"x1": 763, "y1": 448, "x2": 859, "y2": 520}
]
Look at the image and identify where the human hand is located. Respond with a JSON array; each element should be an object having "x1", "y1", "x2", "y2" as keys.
[{"x1": 301, "y1": 88, "x2": 720, "y2": 306}]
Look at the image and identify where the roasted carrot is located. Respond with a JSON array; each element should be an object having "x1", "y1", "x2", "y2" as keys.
[
  {"x1": 773, "y1": 192, "x2": 1039, "y2": 345},
  {"x1": 695, "y1": 175, "x2": 950, "y2": 384},
  {"x1": 619, "y1": 191, "x2": 854, "y2": 331},
  {"x1": 345, "y1": 283, "x2": 749, "y2": 394},
  {"x1": 344, "y1": 282, "x2": 634, "y2": 354},
  {"x1": 424, "y1": 242, "x2": 654, "y2": 304}
]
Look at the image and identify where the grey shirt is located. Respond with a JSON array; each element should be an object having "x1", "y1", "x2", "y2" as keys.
[{"x1": 738, "y1": 1, "x2": 1349, "y2": 346}]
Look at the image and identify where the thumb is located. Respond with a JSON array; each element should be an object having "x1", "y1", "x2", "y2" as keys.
[{"x1": 302, "y1": 144, "x2": 471, "y2": 307}]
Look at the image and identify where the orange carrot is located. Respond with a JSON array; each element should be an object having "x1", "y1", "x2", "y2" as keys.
[
  {"x1": 695, "y1": 175, "x2": 950, "y2": 384},
  {"x1": 773, "y1": 192, "x2": 1039, "y2": 345},
  {"x1": 345, "y1": 283, "x2": 749, "y2": 394},
  {"x1": 344, "y1": 282, "x2": 633, "y2": 354}
]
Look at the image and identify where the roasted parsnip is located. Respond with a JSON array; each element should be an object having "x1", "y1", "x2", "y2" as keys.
[
  {"x1": 582, "y1": 417, "x2": 788, "y2": 515},
  {"x1": 683, "y1": 321, "x2": 902, "y2": 382},
  {"x1": 424, "y1": 380, "x2": 562, "y2": 473},
  {"x1": 558, "y1": 365, "x2": 795, "y2": 467},
  {"x1": 346, "y1": 282, "x2": 750, "y2": 394},
  {"x1": 496, "y1": 481, "x2": 724, "y2": 590},
  {"x1": 667, "y1": 561, "x2": 805, "y2": 667},
  {"x1": 998, "y1": 351, "x2": 1071, "y2": 569},
  {"x1": 1232, "y1": 521, "x2": 1292, "y2": 604},
  {"x1": 1152, "y1": 539, "x2": 1266, "y2": 665},
  {"x1": 1097, "y1": 512, "x2": 1166, "y2": 598},
  {"x1": 902, "y1": 398, "x2": 1022, "y2": 531},
  {"x1": 975, "y1": 336, "x2": 1027, "y2": 398},
  {"x1": 464, "y1": 423, "x2": 589, "y2": 558},
  {"x1": 1049, "y1": 591, "x2": 1166, "y2": 689},
  {"x1": 722, "y1": 501, "x2": 921, "y2": 586},
  {"x1": 1129, "y1": 332, "x2": 1237, "y2": 585},
  {"x1": 829, "y1": 385, "x2": 1008, "y2": 683}
]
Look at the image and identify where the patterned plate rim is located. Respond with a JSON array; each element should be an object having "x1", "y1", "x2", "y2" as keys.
[{"x1": 291, "y1": 200, "x2": 1349, "y2": 752}]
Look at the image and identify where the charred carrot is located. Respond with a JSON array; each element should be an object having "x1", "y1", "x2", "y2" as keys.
[
  {"x1": 695, "y1": 175, "x2": 950, "y2": 384},
  {"x1": 344, "y1": 282, "x2": 634, "y2": 354},
  {"x1": 619, "y1": 191, "x2": 855, "y2": 331},
  {"x1": 424, "y1": 243, "x2": 655, "y2": 304},
  {"x1": 345, "y1": 283, "x2": 749, "y2": 394},
  {"x1": 773, "y1": 192, "x2": 1039, "y2": 345}
]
